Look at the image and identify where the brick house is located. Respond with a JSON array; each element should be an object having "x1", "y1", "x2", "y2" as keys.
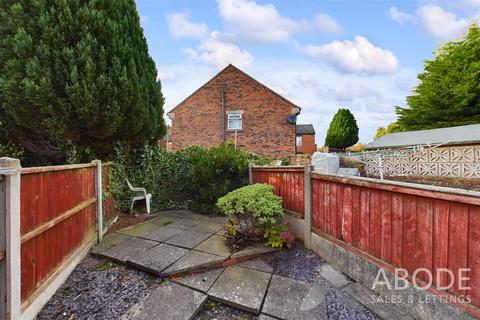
[
  {"x1": 295, "y1": 124, "x2": 316, "y2": 155},
  {"x1": 167, "y1": 64, "x2": 315, "y2": 158}
]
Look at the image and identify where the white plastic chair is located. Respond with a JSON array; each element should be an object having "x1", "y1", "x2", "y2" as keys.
[{"x1": 126, "y1": 179, "x2": 152, "y2": 214}]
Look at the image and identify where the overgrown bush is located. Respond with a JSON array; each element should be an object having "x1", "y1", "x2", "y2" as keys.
[
  {"x1": 0, "y1": 142, "x2": 24, "y2": 159},
  {"x1": 110, "y1": 144, "x2": 191, "y2": 212},
  {"x1": 216, "y1": 184, "x2": 292, "y2": 250},
  {"x1": 185, "y1": 143, "x2": 252, "y2": 213}
]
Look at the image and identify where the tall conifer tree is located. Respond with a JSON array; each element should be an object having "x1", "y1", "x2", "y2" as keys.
[{"x1": 0, "y1": 0, "x2": 166, "y2": 162}]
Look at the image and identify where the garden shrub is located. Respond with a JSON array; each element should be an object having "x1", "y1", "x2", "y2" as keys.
[
  {"x1": 185, "y1": 143, "x2": 252, "y2": 213},
  {"x1": 110, "y1": 144, "x2": 191, "y2": 212},
  {"x1": 216, "y1": 184, "x2": 292, "y2": 250}
]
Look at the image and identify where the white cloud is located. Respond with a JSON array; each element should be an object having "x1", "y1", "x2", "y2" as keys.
[
  {"x1": 417, "y1": 5, "x2": 470, "y2": 42},
  {"x1": 312, "y1": 14, "x2": 343, "y2": 34},
  {"x1": 184, "y1": 31, "x2": 254, "y2": 69},
  {"x1": 217, "y1": 0, "x2": 342, "y2": 43},
  {"x1": 166, "y1": 12, "x2": 209, "y2": 39},
  {"x1": 301, "y1": 36, "x2": 399, "y2": 74},
  {"x1": 389, "y1": 7, "x2": 415, "y2": 24}
]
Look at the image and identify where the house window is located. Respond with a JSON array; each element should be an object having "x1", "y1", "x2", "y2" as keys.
[
  {"x1": 228, "y1": 112, "x2": 242, "y2": 130},
  {"x1": 296, "y1": 135, "x2": 303, "y2": 147}
]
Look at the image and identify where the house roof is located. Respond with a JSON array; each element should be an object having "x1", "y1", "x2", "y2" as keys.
[
  {"x1": 364, "y1": 124, "x2": 480, "y2": 150},
  {"x1": 167, "y1": 64, "x2": 302, "y2": 115},
  {"x1": 296, "y1": 124, "x2": 315, "y2": 135}
]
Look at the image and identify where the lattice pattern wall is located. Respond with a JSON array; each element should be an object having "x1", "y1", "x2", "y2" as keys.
[{"x1": 364, "y1": 145, "x2": 480, "y2": 178}]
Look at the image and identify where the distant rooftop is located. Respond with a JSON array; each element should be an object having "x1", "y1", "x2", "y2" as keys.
[
  {"x1": 365, "y1": 124, "x2": 480, "y2": 150},
  {"x1": 296, "y1": 124, "x2": 315, "y2": 135}
]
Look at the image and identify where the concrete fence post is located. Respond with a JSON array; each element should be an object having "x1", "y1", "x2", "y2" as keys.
[
  {"x1": 304, "y1": 165, "x2": 312, "y2": 249},
  {"x1": 0, "y1": 157, "x2": 21, "y2": 320},
  {"x1": 248, "y1": 163, "x2": 254, "y2": 185},
  {"x1": 93, "y1": 160, "x2": 103, "y2": 243}
]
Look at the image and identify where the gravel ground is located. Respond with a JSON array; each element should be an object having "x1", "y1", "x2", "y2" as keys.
[
  {"x1": 37, "y1": 255, "x2": 161, "y2": 320},
  {"x1": 260, "y1": 243, "x2": 325, "y2": 283},
  {"x1": 193, "y1": 300, "x2": 256, "y2": 320},
  {"x1": 326, "y1": 290, "x2": 376, "y2": 320}
]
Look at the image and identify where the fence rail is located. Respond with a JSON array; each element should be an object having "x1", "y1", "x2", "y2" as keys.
[
  {"x1": 251, "y1": 165, "x2": 480, "y2": 318},
  {"x1": 0, "y1": 158, "x2": 117, "y2": 320}
]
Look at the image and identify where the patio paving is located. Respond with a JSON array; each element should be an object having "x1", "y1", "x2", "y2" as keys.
[
  {"x1": 93, "y1": 210, "x2": 278, "y2": 277},
  {"x1": 94, "y1": 211, "x2": 401, "y2": 319}
]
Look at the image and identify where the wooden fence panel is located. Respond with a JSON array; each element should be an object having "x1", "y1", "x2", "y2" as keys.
[
  {"x1": 252, "y1": 167, "x2": 305, "y2": 216},
  {"x1": 20, "y1": 165, "x2": 97, "y2": 303},
  {"x1": 263, "y1": 169, "x2": 480, "y2": 311}
]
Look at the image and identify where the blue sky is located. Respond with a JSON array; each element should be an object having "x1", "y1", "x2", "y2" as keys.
[{"x1": 136, "y1": 0, "x2": 480, "y2": 144}]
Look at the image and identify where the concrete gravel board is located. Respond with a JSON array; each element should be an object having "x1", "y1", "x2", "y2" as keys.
[
  {"x1": 121, "y1": 281, "x2": 207, "y2": 320},
  {"x1": 207, "y1": 265, "x2": 272, "y2": 314}
]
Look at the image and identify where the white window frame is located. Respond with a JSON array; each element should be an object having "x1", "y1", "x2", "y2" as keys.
[
  {"x1": 296, "y1": 135, "x2": 303, "y2": 147},
  {"x1": 227, "y1": 111, "x2": 243, "y2": 130}
]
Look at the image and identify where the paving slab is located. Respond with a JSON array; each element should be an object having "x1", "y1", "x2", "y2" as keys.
[
  {"x1": 91, "y1": 233, "x2": 131, "y2": 255},
  {"x1": 165, "y1": 230, "x2": 212, "y2": 249},
  {"x1": 121, "y1": 281, "x2": 207, "y2": 320},
  {"x1": 238, "y1": 258, "x2": 273, "y2": 273},
  {"x1": 100, "y1": 237, "x2": 158, "y2": 263},
  {"x1": 163, "y1": 250, "x2": 226, "y2": 275},
  {"x1": 231, "y1": 243, "x2": 280, "y2": 259},
  {"x1": 191, "y1": 222, "x2": 224, "y2": 234},
  {"x1": 258, "y1": 314, "x2": 278, "y2": 320},
  {"x1": 173, "y1": 268, "x2": 225, "y2": 293},
  {"x1": 139, "y1": 226, "x2": 184, "y2": 242},
  {"x1": 208, "y1": 265, "x2": 272, "y2": 314},
  {"x1": 128, "y1": 243, "x2": 189, "y2": 274},
  {"x1": 317, "y1": 264, "x2": 351, "y2": 288},
  {"x1": 167, "y1": 218, "x2": 202, "y2": 230},
  {"x1": 194, "y1": 235, "x2": 230, "y2": 257},
  {"x1": 262, "y1": 275, "x2": 328, "y2": 320},
  {"x1": 148, "y1": 215, "x2": 176, "y2": 227},
  {"x1": 116, "y1": 221, "x2": 159, "y2": 237}
]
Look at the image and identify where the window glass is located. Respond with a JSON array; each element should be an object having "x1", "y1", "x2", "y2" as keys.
[
  {"x1": 296, "y1": 135, "x2": 302, "y2": 146},
  {"x1": 228, "y1": 113, "x2": 242, "y2": 130}
]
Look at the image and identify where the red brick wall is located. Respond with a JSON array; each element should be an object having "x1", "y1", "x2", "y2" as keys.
[
  {"x1": 169, "y1": 65, "x2": 297, "y2": 158},
  {"x1": 297, "y1": 134, "x2": 316, "y2": 155}
]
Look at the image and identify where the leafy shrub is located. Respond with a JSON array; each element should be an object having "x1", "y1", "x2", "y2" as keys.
[
  {"x1": 0, "y1": 142, "x2": 24, "y2": 159},
  {"x1": 185, "y1": 143, "x2": 252, "y2": 213},
  {"x1": 216, "y1": 184, "x2": 290, "y2": 250},
  {"x1": 110, "y1": 144, "x2": 191, "y2": 212}
]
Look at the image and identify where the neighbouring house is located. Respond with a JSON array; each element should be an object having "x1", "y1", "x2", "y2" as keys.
[
  {"x1": 167, "y1": 64, "x2": 315, "y2": 158},
  {"x1": 295, "y1": 124, "x2": 316, "y2": 155},
  {"x1": 363, "y1": 124, "x2": 480, "y2": 179}
]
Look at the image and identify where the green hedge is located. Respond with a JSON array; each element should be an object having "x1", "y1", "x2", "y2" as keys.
[{"x1": 109, "y1": 143, "x2": 271, "y2": 214}]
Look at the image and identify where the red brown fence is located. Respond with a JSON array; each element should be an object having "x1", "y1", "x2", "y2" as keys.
[
  {"x1": 0, "y1": 159, "x2": 117, "y2": 319},
  {"x1": 251, "y1": 166, "x2": 480, "y2": 316},
  {"x1": 252, "y1": 167, "x2": 305, "y2": 217}
]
